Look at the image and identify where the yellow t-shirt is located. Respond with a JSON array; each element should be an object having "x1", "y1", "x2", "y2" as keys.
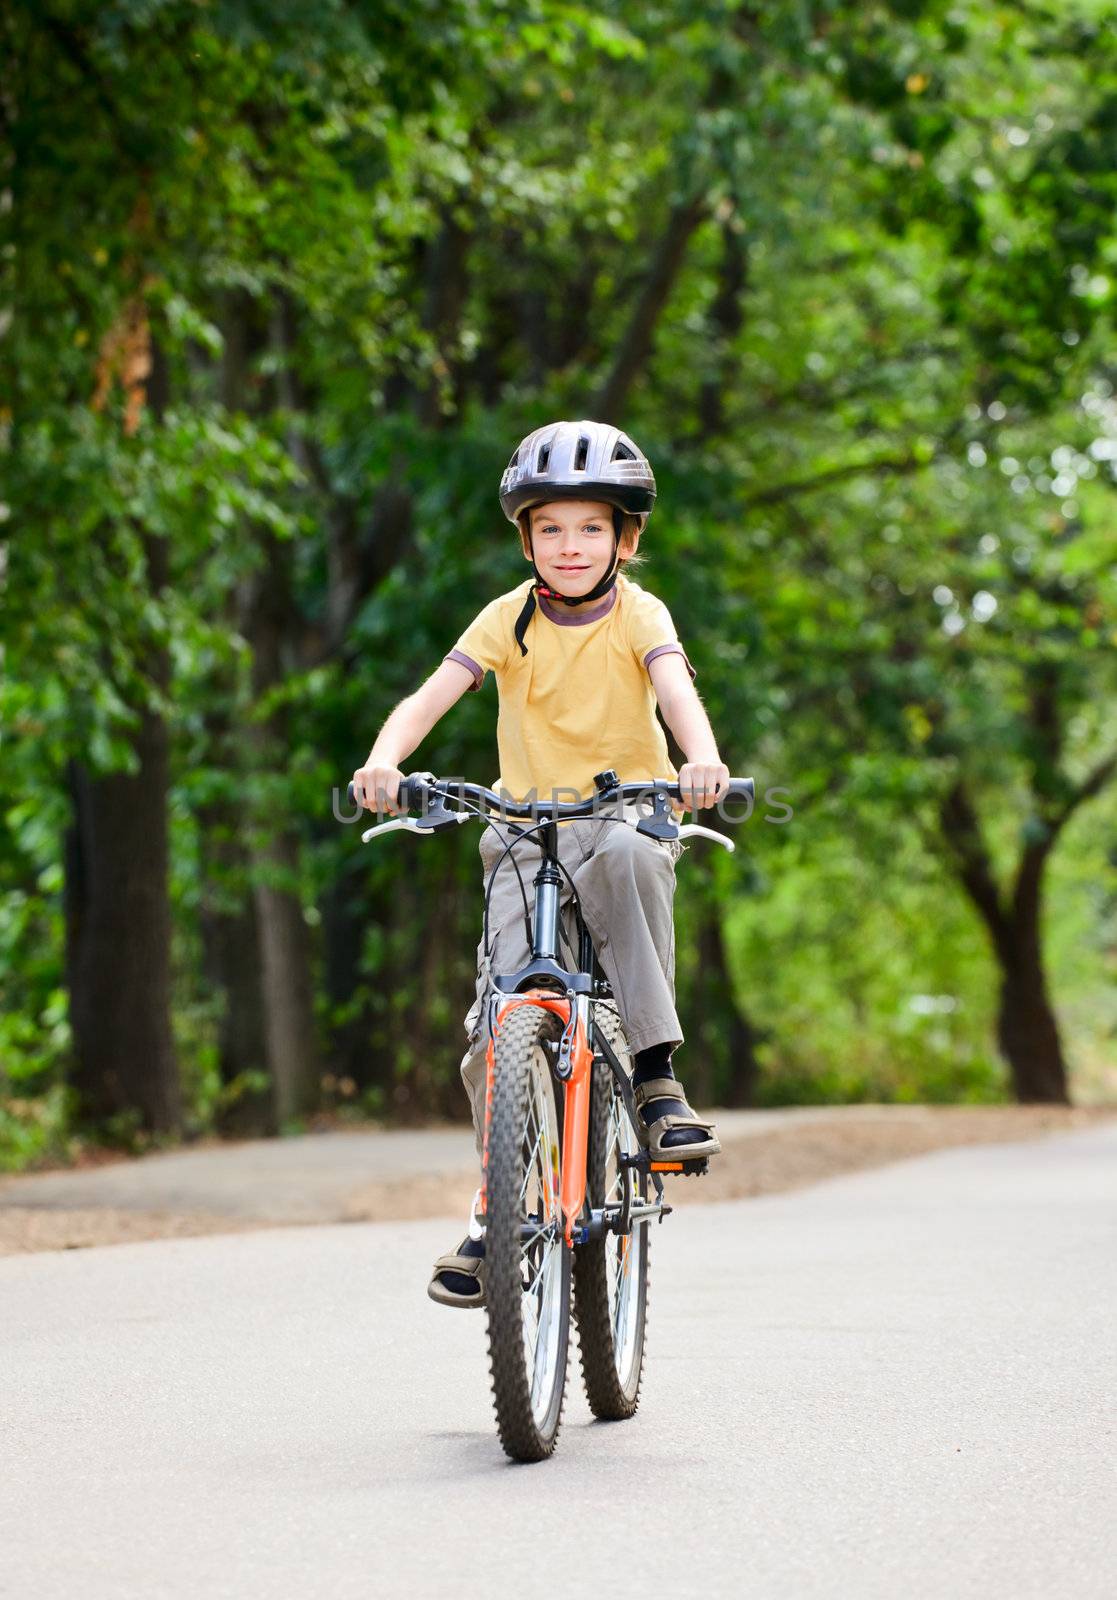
[{"x1": 444, "y1": 574, "x2": 696, "y2": 804}]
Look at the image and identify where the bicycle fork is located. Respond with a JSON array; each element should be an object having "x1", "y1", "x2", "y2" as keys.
[{"x1": 480, "y1": 989, "x2": 594, "y2": 1248}]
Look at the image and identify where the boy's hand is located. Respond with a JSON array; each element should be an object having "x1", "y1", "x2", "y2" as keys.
[
  {"x1": 677, "y1": 761, "x2": 731, "y2": 812},
  {"x1": 352, "y1": 762, "x2": 406, "y2": 815}
]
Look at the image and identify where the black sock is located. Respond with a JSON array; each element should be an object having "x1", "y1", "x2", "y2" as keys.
[
  {"x1": 632, "y1": 1045, "x2": 704, "y2": 1149},
  {"x1": 632, "y1": 1042, "x2": 674, "y2": 1085}
]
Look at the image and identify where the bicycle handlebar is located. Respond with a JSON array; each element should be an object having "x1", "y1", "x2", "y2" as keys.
[{"x1": 347, "y1": 773, "x2": 754, "y2": 821}]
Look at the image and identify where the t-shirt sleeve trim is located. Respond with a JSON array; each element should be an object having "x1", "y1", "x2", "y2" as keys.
[
  {"x1": 444, "y1": 649, "x2": 485, "y2": 691},
  {"x1": 643, "y1": 642, "x2": 697, "y2": 681}
]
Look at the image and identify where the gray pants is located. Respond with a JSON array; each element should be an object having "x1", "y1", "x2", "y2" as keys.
[{"x1": 458, "y1": 809, "x2": 685, "y2": 1152}]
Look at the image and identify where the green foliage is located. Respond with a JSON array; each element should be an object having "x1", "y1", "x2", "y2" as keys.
[
  {"x1": 3, "y1": 0, "x2": 1116, "y2": 1165},
  {"x1": 0, "y1": 1085, "x2": 75, "y2": 1175}
]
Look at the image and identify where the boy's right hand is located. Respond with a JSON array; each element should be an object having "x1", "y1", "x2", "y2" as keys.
[{"x1": 351, "y1": 763, "x2": 406, "y2": 815}]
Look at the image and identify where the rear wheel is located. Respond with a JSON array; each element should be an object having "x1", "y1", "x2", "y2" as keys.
[
  {"x1": 574, "y1": 1010, "x2": 649, "y2": 1420},
  {"x1": 484, "y1": 1003, "x2": 571, "y2": 1462}
]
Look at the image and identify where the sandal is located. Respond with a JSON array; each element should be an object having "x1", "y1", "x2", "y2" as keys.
[
  {"x1": 632, "y1": 1075, "x2": 722, "y2": 1163},
  {"x1": 428, "y1": 1238, "x2": 486, "y2": 1309}
]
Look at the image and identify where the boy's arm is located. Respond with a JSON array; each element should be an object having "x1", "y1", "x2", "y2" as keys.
[
  {"x1": 353, "y1": 658, "x2": 476, "y2": 813},
  {"x1": 647, "y1": 652, "x2": 730, "y2": 811}
]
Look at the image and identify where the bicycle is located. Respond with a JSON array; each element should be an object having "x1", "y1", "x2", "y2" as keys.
[{"x1": 346, "y1": 767, "x2": 754, "y2": 1461}]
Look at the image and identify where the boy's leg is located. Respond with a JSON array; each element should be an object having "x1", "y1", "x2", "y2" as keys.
[
  {"x1": 571, "y1": 821, "x2": 719, "y2": 1157},
  {"x1": 570, "y1": 822, "x2": 684, "y2": 1054}
]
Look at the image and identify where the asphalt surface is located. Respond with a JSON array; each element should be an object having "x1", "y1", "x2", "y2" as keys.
[{"x1": 3, "y1": 1121, "x2": 1115, "y2": 1599}]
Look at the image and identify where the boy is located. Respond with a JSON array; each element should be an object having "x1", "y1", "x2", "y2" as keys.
[{"x1": 352, "y1": 420, "x2": 730, "y2": 1307}]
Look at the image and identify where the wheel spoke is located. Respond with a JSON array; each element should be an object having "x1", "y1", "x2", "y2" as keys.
[
  {"x1": 532, "y1": 1255, "x2": 557, "y2": 1402},
  {"x1": 523, "y1": 1244, "x2": 550, "y2": 1298},
  {"x1": 519, "y1": 1131, "x2": 544, "y2": 1203},
  {"x1": 518, "y1": 1103, "x2": 544, "y2": 1202},
  {"x1": 521, "y1": 1217, "x2": 551, "y2": 1259}
]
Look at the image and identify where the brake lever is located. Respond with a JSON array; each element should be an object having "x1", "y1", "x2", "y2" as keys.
[
  {"x1": 360, "y1": 815, "x2": 471, "y2": 843},
  {"x1": 675, "y1": 824, "x2": 735, "y2": 853}
]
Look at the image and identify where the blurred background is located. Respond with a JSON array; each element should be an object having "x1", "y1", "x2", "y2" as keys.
[{"x1": 2, "y1": 0, "x2": 1115, "y2": 1169}]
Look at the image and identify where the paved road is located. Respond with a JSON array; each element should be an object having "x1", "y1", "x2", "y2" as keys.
[{"x1": 3, "y1": 1122, "x2": 1115, "y2": 1599}]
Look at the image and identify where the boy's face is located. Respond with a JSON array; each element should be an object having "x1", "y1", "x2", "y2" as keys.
[{"x1": 522, "y1": 499, "x2": 637, "y2": 597}]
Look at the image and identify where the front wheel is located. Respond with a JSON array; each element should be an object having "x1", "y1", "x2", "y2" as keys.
[
  {"x1": 484, "y1": 1003, "x2": 571, "y2": 1462},
  {"x1": 574, "y1": 1011, "x2": 649, "y2": 1420}
]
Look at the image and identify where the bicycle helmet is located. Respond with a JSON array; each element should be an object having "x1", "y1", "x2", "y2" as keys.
[{"x1": 500, "y1": 420, "x2": 657, "y2": 657}]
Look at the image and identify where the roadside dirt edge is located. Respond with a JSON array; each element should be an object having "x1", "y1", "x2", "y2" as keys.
[{"x1": 0, "y1": 1105, "x2": 1110, "y2": 1256}]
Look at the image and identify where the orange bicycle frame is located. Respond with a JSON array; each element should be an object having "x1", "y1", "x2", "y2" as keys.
[{"x1": 480, "y1": 990, "x2": 594, "y2": 1247}]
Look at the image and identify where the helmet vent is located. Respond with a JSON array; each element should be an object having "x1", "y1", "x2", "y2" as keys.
[
  {"x1": 536, "y1": 442, "x2": 551, "y2": 471},
  {"x1": 612, "y1": 442, "x2": 635, "y2": 461},
  {"x1": 573, "y1": 435, "x2": 589, "y2": 471}
]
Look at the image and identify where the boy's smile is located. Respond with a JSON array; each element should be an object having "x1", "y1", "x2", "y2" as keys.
[{"x1": 524, "y1": 499, "x2": 638, "y2": 613}]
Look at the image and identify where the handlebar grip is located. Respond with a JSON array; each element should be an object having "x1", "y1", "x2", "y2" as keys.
[
  {"x1": 396, "y1": 775, "x2": 427, "y2": 812},
  {"x1": 725, "y1": 778, "x2": 755, "y2": 802},
  {"x1": 348, "y1": 777, "x2": 425, "y2": 812}
]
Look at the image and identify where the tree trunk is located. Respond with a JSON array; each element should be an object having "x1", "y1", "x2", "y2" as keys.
[
  {"x1": 996, "y1": 956, "x2": 1069, "y2": 1104},
  {"x1": 417, "y1": 210, "x2": 471, "y2": 427},
  {"x1": 241, "y1": 537, "x2": 323, "y2": 1125},
  {"x1": 65, "y1": 542, "x2": 181, "y2": 1133},
  {"x1": 221, "y1": 286, "x2": 322, "y2": 1126},
  {"x1": 196, "y1": 797, "x2": 272, "y2": 1134},
  {"x1": 689, "y1": 896, "x2": 763, "y2": 1108},
  {"x1": 997, "y1": 840, "x2": 1069, "y2": 1103},
  {"x1": 391, "y1": 890, "x2": 453, "y2": 1122},
  {"x1": 320, "y1": 873, "x2": 373, "y2": 1091},
  {"x1": 596, "y1": 194, "x2": 707, "y2": 420},
  {"x1": 698, "y1": 218, "x2": 748, "y2": 436},
  {"x1": 63, "y1": 314, "x2": 181, "y2": 1133},
  {"x1": 939, "y1": 782, "x2": 1069, "y2": 1104},
  {"x1": 253, "y1": 831, "x2": 322, "y2": 1125}
]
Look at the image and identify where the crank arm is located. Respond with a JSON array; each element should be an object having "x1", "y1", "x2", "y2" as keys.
[{"x1": 573, "y1": 1197, "x2": 671, "y2": 1244}]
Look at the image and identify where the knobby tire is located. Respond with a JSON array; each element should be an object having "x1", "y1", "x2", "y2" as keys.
[
  {"x1": 573, "y1": 1011, "x2": 649, "y2": 1420},
  {"x1": 485, "y1": 1003, "x2": 571, "y2": 1462}
]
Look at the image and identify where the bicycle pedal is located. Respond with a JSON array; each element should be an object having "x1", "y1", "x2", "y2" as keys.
[{"x1": 648, "y1": 1157, "x2": 709, "y2": 1178}]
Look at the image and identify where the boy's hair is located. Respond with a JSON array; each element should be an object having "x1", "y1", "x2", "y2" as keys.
[{"x1": 517, "y1": 510, "x2": 647, "y2": 573}]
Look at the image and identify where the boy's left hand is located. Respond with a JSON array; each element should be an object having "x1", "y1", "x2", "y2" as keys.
[{"x1": 677, "y1": 761, "x2": 731, "y2": 811}]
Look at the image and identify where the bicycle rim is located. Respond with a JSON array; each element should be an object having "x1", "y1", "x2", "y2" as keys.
[
  {"x1": 574, "y1": 1025, "x2": 649, "y2": 1420},
  {"x1": 604, "y1": 1086, "x2": 646, "y2": 1390}
]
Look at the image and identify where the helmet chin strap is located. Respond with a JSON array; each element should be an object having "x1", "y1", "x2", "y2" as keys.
[{"x1": 513, "y1": 508, "x2": 623, "y2": 658}]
